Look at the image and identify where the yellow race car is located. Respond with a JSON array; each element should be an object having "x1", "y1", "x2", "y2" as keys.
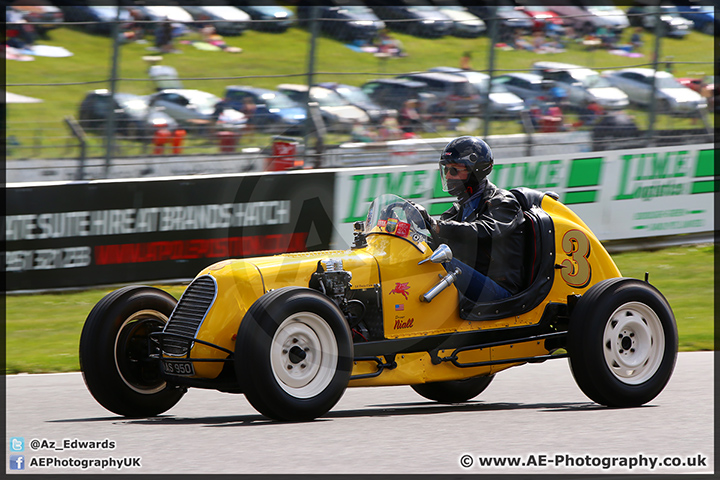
[{"x1": 80, "y1": 188, "x2": 678, "y2": 421}]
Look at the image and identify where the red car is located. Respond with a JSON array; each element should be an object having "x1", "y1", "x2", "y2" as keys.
[
  {"x1": 677, "y1": 77, "x2": 704, "y2": 93},
  {"x1": 514, "y1": 5, "x2": 565, "y2": 31}
]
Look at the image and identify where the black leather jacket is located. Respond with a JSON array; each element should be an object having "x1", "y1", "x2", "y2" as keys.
[{"x1": 437, "y1": 181, "x2": 526, "y2": 295}]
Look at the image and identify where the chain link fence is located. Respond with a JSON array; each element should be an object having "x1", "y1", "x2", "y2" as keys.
[{"x1": 5, "y1": 5, "x2": 715, "y2": 182}]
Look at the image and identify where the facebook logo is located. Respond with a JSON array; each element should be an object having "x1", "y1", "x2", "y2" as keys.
[
  {"x1": 10, "y1": 455, "x2": 25, "y2": 470},
  {"x1": 10, "y1": 437, "x2": 24, "y2": 452}
]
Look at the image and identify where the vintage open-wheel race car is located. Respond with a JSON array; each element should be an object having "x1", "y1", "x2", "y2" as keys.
[{"x1": 79, "y1": 188, "x2": 678, "y2": 421}]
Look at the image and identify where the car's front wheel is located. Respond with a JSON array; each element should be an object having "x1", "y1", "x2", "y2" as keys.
[
  {"x1": 79, "y1": 286, "x2": 185, "y2": 417},
  {"x1": 567, "y1": 278, "x2": 678, "y2": 407},
  {"x1": 235, "y1": 287, "x2": 353, "y2": 421}
]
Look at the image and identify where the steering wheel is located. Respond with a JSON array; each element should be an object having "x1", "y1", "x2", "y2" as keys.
[
  {"x1": 379, "y1": 201, "x2": 416, "y2": 222},
  {"x1": 380, "y1": 201, "x2": 440, "y2": 249}
]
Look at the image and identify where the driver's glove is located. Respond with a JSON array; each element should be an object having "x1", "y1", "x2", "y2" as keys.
[{"x1": 413, "y1": 203, "x2": 438, "y2": 233}]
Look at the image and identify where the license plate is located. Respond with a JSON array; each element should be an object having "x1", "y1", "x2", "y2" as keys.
[{"x1": 162, "y1": 360, "x2": 195, "y2": 376}]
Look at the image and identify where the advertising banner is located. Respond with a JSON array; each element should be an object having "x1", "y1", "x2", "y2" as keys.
[
  {"x1": 5, "y1": 171, "x2": 336, "y2": 291},
  {"x1": 332, "y1": 144, "x2": 715, "y2": 249}
]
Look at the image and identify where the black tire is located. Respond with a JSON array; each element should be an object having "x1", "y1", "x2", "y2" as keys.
[
  {"x1": 79, "y1": 286, "x2": 185, "y2": 417},
  {"x1": 411, "y1": 375, "x2": 494, "y2": 403},
  {"x1": 567, "y1": 278, "x2": 678, "y2": 407},
  {"x1": 235, "y1": 287, "x2": 353, "y2": 421}
]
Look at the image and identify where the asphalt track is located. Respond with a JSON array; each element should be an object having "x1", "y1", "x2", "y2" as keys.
[{"x1": 5, "y1": 351, "x2": 714, "y2": 475}]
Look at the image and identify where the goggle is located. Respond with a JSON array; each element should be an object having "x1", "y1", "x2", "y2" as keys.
[{"x1": 442, "y1": 165, "x2": 467, "y2": 176}]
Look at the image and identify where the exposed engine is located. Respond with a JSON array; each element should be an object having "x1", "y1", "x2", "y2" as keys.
[{"x1": 309, "y1": 258, "x2": 378, "y2": 342}]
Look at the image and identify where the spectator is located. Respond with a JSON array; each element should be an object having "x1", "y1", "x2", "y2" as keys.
[
  {"x1": 460, "y1": 51, "x2": 472, "y2": 70},
  {"x1": 531, "y1": 30, "x2": 546, "y2": 51},
  {"x1": 375, "y1": 29, "x2": 406, "y2": 57},
  {"x1": 6, "y1": 9, "x2": 37, "y2": 50},
  {"x1": 351, "y1": 120, "x2": 376, "y2": 142},
  {"x1": 154, "y1": 19, "x2": 178, "y2": 53},
  {"x1": 630, "y1": 27, "x2": 643, "y2": 52},
  {"x1": 399, "y1": 99, "x2": 422, "y2": 133},
  {"x1": 240, "y1": 96, "x2": 257, "y2": 137},
  {"x1": 378, "y1": 114, "x2": 402, "y2": 140},
  {"x1": 578, "y1": 99, "x2": 605, "y2": 127}
]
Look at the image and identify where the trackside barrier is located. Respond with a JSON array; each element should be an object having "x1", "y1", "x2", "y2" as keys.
[{"x1": 4, "y1": 144, "x2": 713, "y2": 292}]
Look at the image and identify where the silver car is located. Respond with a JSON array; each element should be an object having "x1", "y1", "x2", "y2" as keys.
[
  {"x1": 603, "y1": 68, "x2": 707, "y2": 114},
  {"x1": 491, "y1": 72, "x2": 547, "y2": 106},
  {"x1": 277, "y1": 84, "x2": 370, "y2": 133},
  {"x1": 429, "y1": 67, "x2": 524, "y2": 116},
  {"x1": 148, "y1": 89, "x2": 247, "y2": 129},
  {"x1": 532, "y1": 61, "x2": 629, "y2": 110}
]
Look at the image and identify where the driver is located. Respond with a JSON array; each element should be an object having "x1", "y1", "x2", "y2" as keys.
[{"x1": 420, "y1": 136, "x2": 526, "y2": 303}]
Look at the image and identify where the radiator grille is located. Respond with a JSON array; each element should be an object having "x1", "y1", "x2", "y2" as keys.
[{"x1": 162, "y1": 275, "x2": 217, "y2": 356}]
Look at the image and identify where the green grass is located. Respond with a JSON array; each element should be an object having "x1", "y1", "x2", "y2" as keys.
[
  {"x1": 5, "y1": 22, "x2": 715, "y2": 159},
  {"x1": 4, "y1": 244, "x2": 713, "y2": 374},
  {"x1": 611, "y1": 243, "x2": 714, "y2": 352}
]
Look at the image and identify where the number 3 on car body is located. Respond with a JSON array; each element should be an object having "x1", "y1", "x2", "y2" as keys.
[{"x1": 561, "y1": 229, "x2": 592, "y2": 288}]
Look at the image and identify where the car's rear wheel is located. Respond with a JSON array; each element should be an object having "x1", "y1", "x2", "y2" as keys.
[
  {"x1": 235, "y1": 287, "x2": 353, "y2": 421},
  {"x1": 79, "y1": 286, "x2": 185, "y2": 417},
  {"x1": 567, "y1": 278, "x2": 678, "y2": 407},
  {"x1": 411, "y1": 375, "x2": 494, "y2": 403}
]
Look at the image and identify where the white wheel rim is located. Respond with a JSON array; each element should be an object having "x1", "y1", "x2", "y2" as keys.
[
  {"x1": 602, "y1": 302, "x2": 665, "y2": 385},
  {"x1": 114, "y1": 309, "x2": 168, "y2": 395},
  {"x1": 270, "y1": 312, "x2": 338, "y2": 399}
]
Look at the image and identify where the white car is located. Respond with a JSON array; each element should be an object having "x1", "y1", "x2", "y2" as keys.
[
  {"x1": 182, "y1": 6, "x2": 251, "y2": 35},
  {"x1": 604, "y1": 68, "x2": 707, "y2": 114},
  {"x1": 434, "y1": 5, "x2": 486, "y2": 37},
  {"x1": 580, "y1": 3, "x2": 629, "y2": 32},
  {"x1": 532, "y1": 61, "x2": 629, "y2": 110},
  {"x1": 277, "y1": 84, "x2": 370, "y2": 133}
]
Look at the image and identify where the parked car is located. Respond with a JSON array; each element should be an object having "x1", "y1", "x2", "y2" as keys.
[
  {"x1": 131, "y1": 2, "x2": 193, "y2": 24},
  {"x1": 428, "y1": 67, "x2": 525, "y2": 117},
  {"x1": 675, "y1": 4, "x2": 715, "y2": 35},
  {"x1": 296, "y1": 1, "x2": 385, "y2": 42},
  {"x1": 513, "y1": 2, "x2": 565, "y2": 30},
  {"x1": 577, "y1": 3, "x2": 629, "y2": 32},
  {"x1": 182, "y1": 5, "x2": 250, "y2": 35},
  {"x1": 626, "y1": 5, "x2": 693, "y2": 38},
  {"x1": 277, "y1": 84, "x2": 370, "y2": 133},
  {"x1": 432, "y1": 3, "x2": 485, "y2": 37},
  {"x1": 366, "y1": 0, "x2": 452, "y2": 38},
  {"x1": 395, "y1": 71, "x2": 480, "y2": 116},
  {"x1": 316, "y1": 82, "x2": 397, "y2": 125},
  {"x1": 9, "y1": 0, "x2": 63, "y2": 36},
  {"x1": 229, "y1": 1, "x2": 294, "y2": 32},
  {"x1": 56, "y1": 4, "x2": 132, "y2": 35},
  {"x1": 223, "y1": 86, "x2": 306, "y2": 134},
  {"x1": 532, "y1": 62, "x2": 629, "y2": 110},
  {"x1": 462, "y1": 3, "x2": 533, "y2": 41},
  {"x1": 78, "y1": 90, "x2": 177, "y2": 139},
  {"x1": 148, "y1": 89, "x2": 247, "y2": 130},
  {"x1": 547, "y1": 3, "x2": 617, "y2": 35},
  {"x1": 360, "y1": 78, "x2": 438, "y2": 112},
  {"x1": 603, "y1": 68, "x2": 707, "y2": 114},
  {"x1": 492, "y1": 73, "x2": 548, "y2": 106}
]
